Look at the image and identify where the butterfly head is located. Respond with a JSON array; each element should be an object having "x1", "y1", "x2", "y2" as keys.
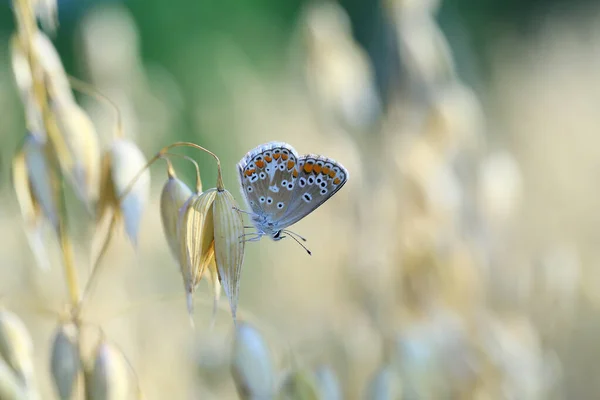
[{"x1": 250, "y1": 213, "x2": 283, "y2": 240}]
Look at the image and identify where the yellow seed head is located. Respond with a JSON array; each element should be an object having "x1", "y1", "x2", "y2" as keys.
[
  {"x1": 50, "y1": 323, "x2": 82, "y2": 400},
  {"x1": 12, "y1": 144, "x2": 51, "y2": 270},
  {"x1": 160, "y1": 176, "x2": 193, "y2": 261},
  {"x1": 203, "y1": 257, "x2": 222, "y2": 328},
  {"x1": 178, "y1": 189, "x2": 217, "y2": 314},
  {"x1": 51, "y1": 99, "x2": 101, "y2": 207},
  {"x1": 231, "y1": 322, "x2": 275, "y2": 400},
  {"x1": 85, "y1": 340, "x2": 129, "y2": 400},
  {"x1": 97, "y1": 138, "x2": 150, "y2": 247},
  {"x1": 213, "y1": 189, "x2": 245, "y2": 321},
  {"x1": 22, "y1": 133, "x2": 60, "y2": 231}
]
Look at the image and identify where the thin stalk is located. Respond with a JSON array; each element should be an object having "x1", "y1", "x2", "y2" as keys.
[
  {"x1": 67, "y1": 75, "x2": 124, "y2": 138},
  {"x1": 77, "y1": 213, "x2": 118, "y2": 315},
  {"x1": 160, "y1": 152, "x2": 203, "y2": 193}
]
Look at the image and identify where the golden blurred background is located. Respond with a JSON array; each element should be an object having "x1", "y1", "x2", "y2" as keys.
[{"x1": 1, "y1": 0, "x2": 600, "y2": 398}]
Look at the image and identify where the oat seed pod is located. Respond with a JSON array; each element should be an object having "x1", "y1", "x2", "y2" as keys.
[
  {"x1": 231, "y1": 322, "x2": 275, "y2": 400},
  {"x1": 12, "y1": 143, "x2": 52, "y2": 271},
  {"x1": 204, "y1": 258, "x2": 222, "y2": 327},
  {"x1": 10, "y1": 35, "x2": 43, "y2": 133},
  {"x1": 51, "y1": 98, "x2": 101, "y2": 207},
  {"x1": 178, "y1": 189, "x2": 217, "y2": 314},
  {"x1": 85, "y1": 340, "x2": 129, "y2": 400},
  {"x1": 213, "y1": 189, "x2": 245, "y2": 321},
  {"x1": 33, "y1": 32, "x2": 74, "y2": 104},
  {"x1": 0, "y1": 358, "x2": 28, "y2": 400},
  {"x1": 0, "y1": 310, "x2": 37, "y2": 395},
  {"x1": 50, "y1": 323, "x2": 82, "y2": 400},
  {"x1": 160, "y1": 174, "x2": 193, "y2": 261},
  {"x1": 22, "y1": 133, "x2": 60, "y2": 232},
  {"x1": 97, "y1": 138, "x2": 150, "y2": 247},
  {"x1": 32, "y1": 0, "x2": 59, "y2": 34},
  {"x1": 277, "y1": 369, "x2": 320, "y2": 400}
]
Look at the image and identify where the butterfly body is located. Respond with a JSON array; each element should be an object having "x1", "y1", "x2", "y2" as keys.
[{"x1": 238, "y1": 141, "x2": 348, "y2": 242}]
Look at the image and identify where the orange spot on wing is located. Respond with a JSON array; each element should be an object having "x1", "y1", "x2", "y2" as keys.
[
  {"x1": 245, "y1": 169, "x2": 256, "y2": 177},
  {"x1": 282, "y1": 154, "x2": 289, "y2": 161},
  {"x1": 265, "y1": 155, "x2": 272, "y2": 162},
  {"x1": 333, "y1": 178, "x2": 341, "y2": 185},
  {"x1": 322, "y1": 167, "x2": 330, "y2": 175},
  {"x1": 287, "y1": 160, "x2": 295, "y2": 170},
  {"x1": 303, "y1": 163, "x2": 313, "y2": 173},
  {"x1": 293, "y1": 169, "x2": 298, "y2": 178},
  {"x1": 313, "y1": 164, "x2": 322, "y2": 174},
  {"x1": 273, "y1": 153, "x2": 281, "y2": 160},
  {"x1": 329, "y1": 171, "x2": 336, "y2": 179},
  {"x1": 255, "y1": 160, "x2": 265, "y2": 169}
]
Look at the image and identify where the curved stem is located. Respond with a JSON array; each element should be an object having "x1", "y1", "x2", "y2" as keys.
[
  {"x1": 162, "y1": 142, "x2": 223, "y2": 191},
  {"x1": 67, "y1": 75, "x2": 123, "y2": 138},
  {"x1": 77, "y1": 213, "x2": 118, "y2": 315},
  {"x1": 161, "y1": 152, "x2": 203, "y2": 193},
  {"x1": 117, "y1": 141, "x2": 222, "y2": 204}
]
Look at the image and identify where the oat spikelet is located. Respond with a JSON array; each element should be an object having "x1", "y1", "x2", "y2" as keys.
[
  {"x1": 50, "y1": 323, "x2": 82, "y2": 400},
  {"x1": 178, "y1": 189, "x2": 217, "y2": 316},
  {"x1": 0, "y1": 310, "x2": 38, "y2": 398},
  {"x1": 12, "y1": 142, "x2": 52, "y2": 271},
  {"x1": 97, "y1": 138, "x2": 150, "y2": 247},
  {"x1": 22, "y1": 133, "x2": 60, "y2": 232},
  {"x1": 85, "y1": 340, "x2": 129, "y2": 400},
  {"x1": 231, "y1": 322, "x2": 275, "y2": 400},
  {"x1": 51, "y1": 98, "x2": 101, "y2": 208},
  {"x1": 160, "y1": 171, "x2": 193, "y2": 261},
  {"x1": 212, "y1": 189, "x2": 245, "y2": 322}
]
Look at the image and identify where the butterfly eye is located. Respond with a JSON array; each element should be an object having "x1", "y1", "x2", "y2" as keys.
[
  {"x1": 278, "y1": 164, "x2": 285, "y2": 171},
  {"x1": 282, "y1": 149, "x2": 289, "y2": 155},
  {"x1": 259, "y1": 196, "x2": 266, "y2": 203},
  {"x1": 307, "y1": 176, "x2": 315, "y2": 185},
  {"x1": 316, "y1": 177, "x2": 322, "y2": 184},
  {"x1": 302, "y1": 193, "x2": 312, "y2": 202},
  {"x1": 287, "y1": 183, "x2": 294, "y2": 190},
  {"x1": 299, "y1": 178, "x2": 306, "y2": 187},
  {"x1": 320, "y1": 182, "x2": 326, "y2": 188},
  {"x1": 266, "y1": 197, "x2": 273, "y2": 204},
  {"x1": 250, "y1": 175, "x2": 258, "y2": 183},
  {"x1": 274, "y1": 149, "x2": 280, "y2": 154},
  {"x1": 247, "y1": 186, "x2": 253, "y2": 192},
  {"x1": 320, "y1": 188, "x2": 328, "y2": 195},
  {"x1": 277, "y1": 202, "x2": 285, "y2": 209},
  {"x1": 259, "y1": 172, "x2": 266, "y2": 179}
]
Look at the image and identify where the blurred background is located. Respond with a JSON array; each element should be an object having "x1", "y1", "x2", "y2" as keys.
[{"x1": 1, "y1": 0, "x2": 600, "y2": 398}]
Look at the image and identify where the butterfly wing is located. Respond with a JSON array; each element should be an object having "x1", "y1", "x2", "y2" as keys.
[
  {"x1": 275, "y1": 154, "x2": 349, "y2": 229},
  {"x1": 237, "y1": 142, "x2": 301, "y2": 227}
]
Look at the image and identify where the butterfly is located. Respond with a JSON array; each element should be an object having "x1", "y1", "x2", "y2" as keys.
[{"x1": 237, "y1": 141, "x2": 349, "y2": 253}]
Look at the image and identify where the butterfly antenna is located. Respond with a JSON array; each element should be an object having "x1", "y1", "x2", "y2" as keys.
[
  {"x1": 283, "y1": 230, "x2": 308, "y2": 242},
  {"x1": 233, "y1": 207, "x2": 258, "y2": 218},
  {"x1": 287, "y1": 233, "x2": 312, "y2": 256}
]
